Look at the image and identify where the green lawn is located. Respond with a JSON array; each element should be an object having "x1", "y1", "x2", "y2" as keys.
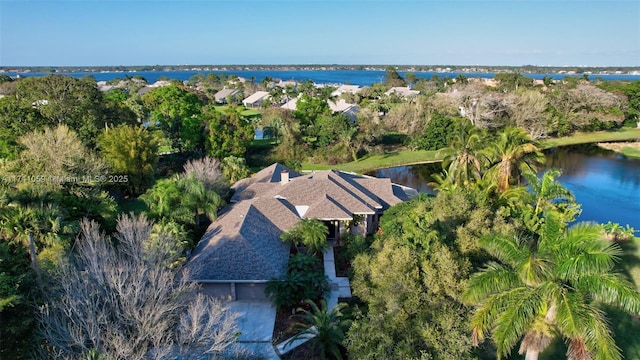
[
  {"x1": 620, "y1": 146, "x2": 640, "y2": 159},
  {"x1": 301, "y1": 128, "x2": 640, "y2": 174},
  {"x1": 540, "y1": 128, "x2": 640, "y2": 149},
  {"x1": 302, "y1": 149, "x2": 440, "y2": 173}
]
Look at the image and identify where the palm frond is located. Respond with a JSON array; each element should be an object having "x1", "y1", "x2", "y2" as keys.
[
  {"x1": 574, "y1": 273, "x2": 640, "y2": 315},
  {"x1": 464, "y1": 262, "x2": 522, "y2": 304},
  {"x1": 492, "y1": 287, "x2": 545, "y2": 359},
  {"x1": 480, "y1": 234, "x2": 529, "y2": 268}
]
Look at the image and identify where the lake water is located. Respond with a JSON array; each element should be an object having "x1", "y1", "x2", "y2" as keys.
[
  {"x1": 369, "y1": 145, "x2": 640, "y2": 229},
  {"x1": 5, "y1": 70, "x2": 640, "y2": 86}
]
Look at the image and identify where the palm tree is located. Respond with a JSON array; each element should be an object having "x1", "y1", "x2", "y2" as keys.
[
  {"x1": 221, "y1": 156, "x2": 250, "y2": 184},
  {"x1": 435, "y1": 122, "x2": 487, "y2": 187},
  {"x1": 485, "y1": 127, "x2": 545, "y2": 193},
  {"x1": 282, "y1": 219, "x2": 330, "y2": 255},
  {"x1": 178, "y1": 175, "x2": 224, "y2": 229},
  {"x1": 288, "y1": 300, "x2": 351, "y2": 360},
  {"x1": 463, "y1": 214, "x2": 640, "y2": 360}
]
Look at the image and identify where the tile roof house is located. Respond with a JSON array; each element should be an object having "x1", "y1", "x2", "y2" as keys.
[
  {"x1": 384, "y1": 86, "x2": 420, "y2": 98},
  {"x1": 214, "y1": 87, "x2": 240, "y2": 104},
  {"x1": 242, "y1": 91, "x2": 270, "y2": 108},
  {"x1": 188, "y1": 163, "x2": 414, "y2": 301}
]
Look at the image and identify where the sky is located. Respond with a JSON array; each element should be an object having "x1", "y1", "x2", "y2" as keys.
[{"x1": 1, "y1": 0, "x2": 639, "y2": 67}]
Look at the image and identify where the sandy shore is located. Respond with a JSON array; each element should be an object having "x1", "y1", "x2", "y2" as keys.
[{"x1": 597, "y1": 141, "x2": 640, "y2": 152}]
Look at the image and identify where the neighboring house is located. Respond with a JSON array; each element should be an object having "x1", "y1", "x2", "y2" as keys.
[
  {"x1": 328, "y1": 99, "x2": 359, "y2": 122},
  {"x1": 277, "y1": 80, "x2": 298, "y2": 88},
  {"x1": 280, "y1": 96, "x2": 299, "y2": 110},
  {"x1": 331, "y1": 84, "x2": 361, "y2": 97},
  {"x1": 384, "y1": 86, "x2": 420, "y2": 98},
  {"x1": 187, "y1": 163, "x2": 414, "y2": 301},
  {"x1": 214, "y1": 87, "x2": 240, "y2": 104},
  {"x1": 242, "y1": 91, "x2": 270, "y2": 108}
]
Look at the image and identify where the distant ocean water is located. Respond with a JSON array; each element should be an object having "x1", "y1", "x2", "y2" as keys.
[{"x1": 5, "y1": 69, "x2": 640, "y2": 85}]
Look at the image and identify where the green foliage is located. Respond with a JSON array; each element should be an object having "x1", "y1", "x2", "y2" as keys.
[
  {"x1": 484, "y1": 127, "x2": 545, "y2": 193},
  {"x1": 294, "y1": 94, "x2": 330, "y2": 127},
  {"x1": 0, "y1": 96, "x2": 47, "y2": 159},
  {"x1": 142, "y1": 85, "x2": 203, "y2": 152},
  {"x1": 413, "y1": 112, "x2": 464, "y2": 151},
  {"x1": 495, "y1": 72, "x2": 535, "y2": 92},
  {"x1": 288, "y1": 300, "x2": 352, "y2": 360},
  {"x1": 140, "y1": 175, "x2": 224, "y2": 231},
  {"x1": 221, "y1": 156, "x2": 250, "y2": 184},
  {"x1": 0, "y1": 240, "x2": 36, "y2": 360},
  {"x1": 204, "y1": 106, "x2": 254, "y2": 159},
  {"x1": 266, "y1": 253, "x2": 329, "y2": 310},
  {"x1": 347, "y1": 192, "x2": 517, "y2": 359},
  {"x1": 464, "y1": 214, "x2": 640, "y2": 360},
  {"x1": 281, "y1": 219, "x2": 330, "y2": 255},
  {"x1": 10, "y1": 125, "x2": 106, "y2": 192},
  {"x1": 435, "y1": 122, "x2": 487, "y2": 188},
  {"x1": 14, "y1": 75, "x2": 109, "y2": 144},
  {"x1": 383, "y1": 67, "x2": 406, "y2": 87},
  {"x1": 98, "y1": 124, "x2": 159, "y2": 195}
]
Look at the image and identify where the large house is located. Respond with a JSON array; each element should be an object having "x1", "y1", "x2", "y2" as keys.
[{"x1": 187, "y1": 163, "x2": 414, "y2": 301}]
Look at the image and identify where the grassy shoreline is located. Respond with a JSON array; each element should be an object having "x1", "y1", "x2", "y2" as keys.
[{"x1": 301, "y1": 128, "x2": 640, "y2": 174}]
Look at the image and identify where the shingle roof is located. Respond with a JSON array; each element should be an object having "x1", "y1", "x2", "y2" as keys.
[
  {"x1": 188, "y1": 163, "x2": 410, "y2": 281},
  {"x1": 188, "y1": 201, "x2": 292, "y2": 281}
]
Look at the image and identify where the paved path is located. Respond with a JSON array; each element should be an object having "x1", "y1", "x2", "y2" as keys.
[
  {"x1": 274, "y1": 247, "x2": 353, "y2": 357},
  {"x1": 323, "y1": 246, "x2": 352, "y2": 310}
]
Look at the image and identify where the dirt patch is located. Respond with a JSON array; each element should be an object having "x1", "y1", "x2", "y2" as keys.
[{"x1": 597, "y1": 141, "x2": 640, "y2": 152}]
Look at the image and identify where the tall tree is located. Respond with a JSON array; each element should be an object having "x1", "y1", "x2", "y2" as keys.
[
  {"x1": 485, "y1": 127, "x2": 545, "y2": 193},
  {"x1": 288, "y1": 300, "x2": 351, "y2": 360},
  {"x1": 464, "y1": 214, "x2": 640, "y2": 360},
  {"x1": 204, "y1": 106, "x2": 254, "y2": 159},
  {"x1": 14, "y1": 75, "x2": 109, "y2": 144},
  {"x1": 10, "y1": 125, "x2": 106, "y2": 192},
  {"x1": 142, "y1": 85, "x2": 203, "y2": 152},
  {"x1": 97, "y1": 124, "x2": 159, "y2": 195},
  {"x1": 435, "y1": 122, "x2": 487, "y2": 187}
]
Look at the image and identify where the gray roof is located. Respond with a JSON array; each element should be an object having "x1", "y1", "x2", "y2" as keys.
[
  {"x1": 188, "y1": 163, "x2": 408, "y2": 282},
  {"x1": 214, "y1": 88, "x2": 239, "y2": 102},
  {"x1": 188, "y1": 201, "x2": 293, "y2": 281}
]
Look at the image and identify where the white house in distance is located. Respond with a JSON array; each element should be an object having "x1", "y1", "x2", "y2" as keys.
[
  {"x1": 214, "y1": 87, "x2": 241, "y2": 104},
  {"x1": 385, "y1": 86, "x2": 420, "y2": 98},
  {"x1": 331, "y1": 84, "x2": 361, "y2": 97},
  {"x1": 242, "y1": 91, "x2": 270, "y2": 108},
  {"x1": 328, "y1": 99, "x2": 360, "y2": 122}
]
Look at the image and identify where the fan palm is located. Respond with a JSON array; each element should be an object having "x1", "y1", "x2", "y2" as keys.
[
  {"x1": 464, "y1": 214, "x2": 640, "y2": 360},
  {"x1": 485, "y1": 127, "x2": 545, "y2": 193},
  {"x1": 287, "y1": 300, "x2": 351, "y2": 360}
]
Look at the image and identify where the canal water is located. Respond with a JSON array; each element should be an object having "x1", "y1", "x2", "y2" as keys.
[{"x1": 369, "y1": 144, "x2": 640, "y2": 229}]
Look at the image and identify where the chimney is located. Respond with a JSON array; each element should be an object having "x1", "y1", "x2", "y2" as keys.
[{"x1": 280, "y1": 170, "x2": 289, "y2": 185}]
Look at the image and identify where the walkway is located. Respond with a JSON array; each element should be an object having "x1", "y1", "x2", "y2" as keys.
[
  {"x1": 273, "y1": 246, "x2": 352, "y2": 357},
  {"x1": 322, "y1": 246, "x2": 352, "y2": 310}
]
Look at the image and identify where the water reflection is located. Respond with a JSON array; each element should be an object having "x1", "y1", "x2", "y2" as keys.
[{"x1": 369, "y1": 144, "x2": 640, "y2": 229}]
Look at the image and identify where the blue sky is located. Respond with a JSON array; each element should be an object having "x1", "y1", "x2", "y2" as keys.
[{"x1": 1, "y1": 0, "x2": 639, "y2": 66}]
